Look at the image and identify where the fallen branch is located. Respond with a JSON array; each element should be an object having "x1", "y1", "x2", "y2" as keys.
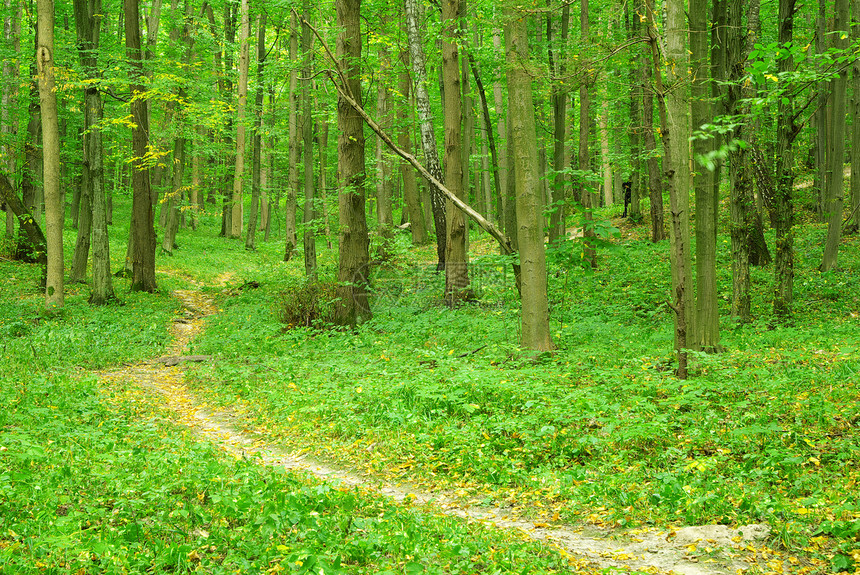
[
  {"x1": 297, "y1": 11, "x2": 515, "y2": 258},
  {"x1": 152, "y1": 355, "x2": 212, "y2": 367}
]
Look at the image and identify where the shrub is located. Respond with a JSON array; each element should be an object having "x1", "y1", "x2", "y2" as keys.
[{"x1": 278, "y1": 279, "x2": 339, "y2": 328}]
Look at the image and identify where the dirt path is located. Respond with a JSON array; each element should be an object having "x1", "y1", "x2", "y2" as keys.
[{"x1": 100, "y1": 286, "x2": 775, "y2": 575}]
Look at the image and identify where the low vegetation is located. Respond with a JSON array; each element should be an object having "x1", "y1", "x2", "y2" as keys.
[{"x1": 1, "y1": 201, "x2": 858, "y2": 573}]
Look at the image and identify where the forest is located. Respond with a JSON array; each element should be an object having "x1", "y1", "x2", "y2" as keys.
[{"x1": 1, "y1": 0, "x2": 860, "y2": 571}]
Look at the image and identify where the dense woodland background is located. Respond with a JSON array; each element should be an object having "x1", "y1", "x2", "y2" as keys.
[{"x1": 2, "y1": 0, "x2": 859, "y2": 365}]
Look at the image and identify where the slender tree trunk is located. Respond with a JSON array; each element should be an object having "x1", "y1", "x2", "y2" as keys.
[
  {"x1": 125, "y1": 0, "x2": 157, "y2": 292},
  {"x1": 506, "y1": 14, "x2": 551, "y2": 351},
  {"x1": 726, "y1": 0, "x2": 753, "y2": 322},
  {"x1": 37, "y1": 0, "x2": 63, "y2": 309},
  {"x1": 405, "y1": 0, "x2": 446, "y2": 269},
  {"x1": 246, "y1": 11, "x2": 266, "y2": 251},
  {"x1": 70, "y1": 127, "x2": 92, "y2": 282},
  {"x1": 301, "y1": 3, "x2": 316, "y2": 276},
  {"x1": 599, "y1": 100, "x2": 613, "y2": 207},
  {"x1": 820, "y1": 0, "x2": 849, "y2": 270},
  {"x1": 229, "y1": 0, "x2": 249, "y2": 238},
  {"x1": 625, "y1": 0, "x2": 642, "y2": 221},
  {"x1": 397, "y1": 31, "x2": 428, "y2": 244},
  {"x1": 317, "y1": 115, "x2": 333, "y2": 248},
  {"x1": 814, "y1": 0, "x2": 828, "y2": 222},
  {"x1": 849, "y1": 0, "x2": 860, "y2": 234},
  {"x1": 641, "y1": 0, "x2": 666, "y2": 244},
  {"x1": 442, "y1": 0, "x2": 471, "y2": 303},
  {"x1": 493, "y1": 29, "x2": 508, "y2": 233},
  {"x1": 774, "y1": 0, "x2": 797, "y2": 318},
  {"x1": 284, "y1": 13, "x2": 300, "y2": 259},
  {"x1": 646, "y1": 0, "x2": 688, "y2": 377},
  {"x1": 578, "y1": 0, "x2": 596, "y2": 267},
  {"x1": 374, "y1": 34, "x2": 394, "y2": 243},
  {"x1": 547, "y1": 4, "x2": 570, "y2": 243},
  {"x1": 1, "y1": 0, "x2": 18, "y2": 239},
  {"x1": 334, "y1": 0, "x2": 370, "y2": 324}
]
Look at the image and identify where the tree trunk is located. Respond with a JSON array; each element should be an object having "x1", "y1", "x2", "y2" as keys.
[
  {"x1": 334, "y1": 0, "x2": 370, "y2": 324},
  {"x1": 773, "y1": 0, "x2": 797, "y2": 318},
  {"x1": 284, "y1": 13, "x2": 300, "y2": 259},
  {"x1": 37, "y1": 0, "x2": 63, "y2": 310},
  {"x1": 625, "y1": 0, "x2": 642, "y2": 221},
  {"x1": 301, "y1": 3, "x2": 317, "y2": 276},
  {"x1": 663, "y1": 0, "x2": 694, "y2": 351},
  {"x1": 229, "y1": 0, "x2": 249, "y2": 238},
  {"x1": 692, "y1": 0, "x2": 720, "y2": 351},
  {"x1": 405, "y1": 0, "x2": 446, "y2": 270},
  {"x1": 1, "y1": 0, "x2": 18, "y2": 240},
  {"x1": 317, "y1": 115, "x2": 333, "y2": 249},
  {"x1": 814, "y1": 0, "x2": 828, "y2": 222},
  {"x1": 125, "y1": 0, "x2": 157, "y2": 292},
  {"x1": 578, "y1": 0, "x2": 596, "y2": 267},
  {"x1": 0, "y1": 175, "x2": 47, "y2": 269},
  {"x1": 547, "y1": 4, "x2": 570, "y2": 243},
  {"x1": 646, "y1": 0, "x2": 688, "y2": 377},
  {"x1": 849, "y1": 0, "x2": 860, "y2": 235},
  {"x1": 397, "y1": 33, "x2": 428, "y2": 244},
  {"x1": 374, "y1": 35, "x2": 394, "y2": 243},
  {"x1": 506, "y1": 14, "x2": 551, "y2": 351},
  {"x1": 640, "y1": 0, "x2": 666, "y2": 244},
  {"x1": 246, "y1": 11, "x2": 266, "y2": 251},
  {"x1": 442, "y1": 0, "x2": 471, "y2": 303},
  {"x1": 820, "y1": 0, "x2": 849, "y2": 271},
  {"x1": 70, "y1": 128, "x2": 92, "y2": 282},
  {"x1": 599, "y1": 99, "x2": 613, "y2": 207},
  {"x1": 492, "y1": 30, "x2": 508, "y2": 231}
]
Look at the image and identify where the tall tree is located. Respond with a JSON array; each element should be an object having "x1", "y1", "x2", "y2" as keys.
[
  {"x1": 579, "y1": 0, "x2": 596, "y2": 267},
  {"x1": 442, "y1": 0, "x2": 471, "y2": 303},
  {"x1": 850, "y1": 0, "x2": 860, "y2": 234},
  {"x1": 2, "y1": 0, "x2": 19, "y2": 240},
  {"x1": 646, "y1": 0, "x2": 690, "y2": 377},
  {"x1": 547, "y1": 3, "x2": 570, "y2": 243},
  {"x1": 334, "y1": 0, "x2": 370, "y2": 324},
  {"x1": 405, "y1": 0, "x2": 446, "y2": 270},
  {"x1": 692, "y1": 0, "x2": 720, "y2": 351},
  {"x1": 506, "y1": 13, "x2": 551, "y2": 351},
  {"x1": 37, "y1": 0, "x2": 63, "y2": 310},
  {"x1": 301, "y1": 1, "x2": 316, "y2": 276},
  {"x1": 73, "y1": 0, "x2": 114, "y2": 303},
  {"x1": 284, "y1": 12, "x2": 299, "y2": 260},
  {"x1": 230, "y1": 0, "x2": 250, "y2": 239},
  {"x1": 125, "y1": 0, "x2": 157, "y2": 292},
  {"x1": 820, "y1": 0, "x2": 849, "y2": 271},
  {"x1": 397, "y1": 22, "x2": 428, "y2": 245},
  {"x1": 246, "y1": 11, "x2": 266, "y2": 251},
  {"x1": 773, "y1": 0, "x2": 798, "y2": 317}
]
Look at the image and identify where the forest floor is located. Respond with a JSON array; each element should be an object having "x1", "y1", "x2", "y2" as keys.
[{"x1": 96, "y1": 280, "x2": 777, "y2": 575}]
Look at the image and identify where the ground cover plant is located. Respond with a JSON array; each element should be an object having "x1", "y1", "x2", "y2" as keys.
[
  {"x1": 0, "y1": 213, "x2": 582, "y2": 575},
  {"x1": 182, "y1": 215, "x2": 860, "y2": 573}
]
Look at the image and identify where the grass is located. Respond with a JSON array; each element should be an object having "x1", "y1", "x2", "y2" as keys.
[
  {"x1": 0, "y1": 200, "x2": 581, "y2": 574},
  {"x1": 1, "y1": 192, "x2": 858, "y2": 572}
]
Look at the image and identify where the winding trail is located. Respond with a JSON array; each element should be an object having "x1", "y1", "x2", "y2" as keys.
[{"x1": 101, "y1": 284, "x2": 777, "y2": 575}]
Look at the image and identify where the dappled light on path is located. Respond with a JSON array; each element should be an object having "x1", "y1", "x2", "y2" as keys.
[{"x1": 98, "y1": 282, "x2": 794, "y2": 575}]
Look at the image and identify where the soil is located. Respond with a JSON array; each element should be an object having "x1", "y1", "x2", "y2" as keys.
[{"x1": 100, "y1": 284, "x2": 773, "y2": 575}]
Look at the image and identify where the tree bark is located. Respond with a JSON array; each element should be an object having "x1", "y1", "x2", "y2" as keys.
[
  {"x1": 506, "y1": 14, "x2": 551, "y2": 351},
  {"x1": 246, "y1": 11, "x2": 266, "y2": 251},
  {"x1": 37, "y1": 0, "x2": 63, "y2": 310},
  {"x1": 773, "y1": 0, "x2": 797, "y2": 318},
  {"x1": 850, "y1": 0, "x2": 860, "y2": 234},
  {"x1": 405, "y1": 0, "x2": 446, "y2": 270},
  {"x1": 229, "y1": 0, "x2": 250, "y2": 239},
  {"x1": 397, "y1": 30, "x2": 428, "y2": 245},
  {"x1": 301, "y1": 3, "x2": 316, "y2": 276},
  {"x1": 646, "y1": 0, "x2": 688, "y2": 377},
  {"x1": 547, "y1": 4, "x2": 570, "y2": 243},
  {"x1": 125, "y1": 0, "x2": 157, "y2": 292},
  {"x1": 579, "y1": 0, "x2": 596, "y2": 267},
  {"x1": 820, "y1": 0, "x2": 849, "y2": 270},
  {"x1": 284, "y1": 13, "x2": 300, "y2": 259},
  {"x1": 334, "y1": 0, "x2": 370, "y2": 325},
  {"x1": 692, "y1": 0, "x2": 720, "y2": 351},
  {"x1": 442, "y1": 0, "x2": 471, "y2": 304},
  {"x1": 0, "y1": 175, "x2": 47, "y2": 269},
  {"x1": 3, "y1": 0, "x2": 20, "y2": 240}
]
